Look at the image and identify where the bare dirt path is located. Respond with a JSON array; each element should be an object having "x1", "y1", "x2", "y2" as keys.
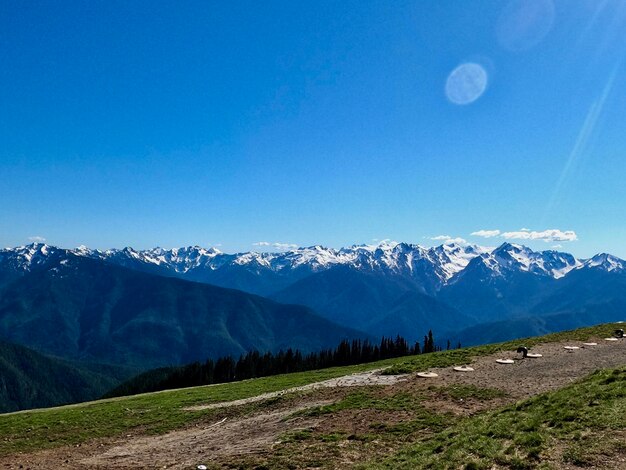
[
  {"x1": 3, "y1": 337, "x2": 626, "y2": 469},
  {"x1": 183, "y1": 368, "x2": 408, "y2": 411},
  {"x1": 426, "y1": 338, "x2": 626, "y2": 400},
  {"x1": 84, "y1": 401, "x2": 333, "y2": 469}
]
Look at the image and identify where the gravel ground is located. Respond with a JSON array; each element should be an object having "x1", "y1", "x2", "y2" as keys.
[{"x1": 3, "y1": 335, "x2": 625, "y2": 469}]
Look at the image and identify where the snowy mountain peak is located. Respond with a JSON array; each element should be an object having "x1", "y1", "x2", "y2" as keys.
[
  {"x1": 74, "y1": 245, "x2": 91, "y2": 255},
  {"x1": 13, "y1": 242, "x2": 52, "y2": 259},
  {"x1": 493, "y1": 243, "x2": 533, "y2": 267},
  {"x1": 581, "y1": 253, "x2": 625, "y2": 273},
  {"x1": 468, "y1": 243, "x2": 582, "y2": 280},
  {"x1": 1, "y1": 242, "x2": 624, "y2": 288},
  {"x1": 348, "y1": 240, "x2": 400, "y2": 253},
  {"x1": 0, "y1": 243, "x2": 64, "y2": 271},
  {"x1": 427, "y1": 243, "x2": 487, "y2": 280}
]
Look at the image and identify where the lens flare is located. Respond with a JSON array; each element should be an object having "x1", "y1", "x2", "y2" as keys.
[
  {"x1": 445, "y1": 63, "x2": 488, "y2": 105},
  {"x1": 496, "y1": 0, "x2": 555, "y2": 51}
]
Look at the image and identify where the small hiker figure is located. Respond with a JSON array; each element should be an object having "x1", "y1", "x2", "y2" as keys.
[{"x1": 517, "y1": 345, "x2": 542, "y2": 358}]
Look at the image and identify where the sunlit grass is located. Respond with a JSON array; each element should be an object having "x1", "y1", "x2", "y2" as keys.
[
  {"x1": 0, "y1": 322, "x2": 620, "y2": 457},
  {"x1": 368, "y1": 367, "x2": 626, "y2": 469}
]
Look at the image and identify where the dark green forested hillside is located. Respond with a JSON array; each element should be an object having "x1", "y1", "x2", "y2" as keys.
[
  {"x1": 0, "y1": 255, "x2": 368, "y2": 370},
  {"x1": 272, "y1": 265, "x2": 472, "y2": 340},
  {"x1": 105, "y1": 333, "x2": 435, "y2": 398},
  {"x1": 0, "y1": 340, "x2": 133, "y2": 413}
]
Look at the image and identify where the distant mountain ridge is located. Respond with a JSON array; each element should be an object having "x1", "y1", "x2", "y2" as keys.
[
  {"x1": 2, "y1": 241, "x2": 625, "y2": 346},
  {"x1": 4, "y1": 241, "x2": 621, "y2": 294}
]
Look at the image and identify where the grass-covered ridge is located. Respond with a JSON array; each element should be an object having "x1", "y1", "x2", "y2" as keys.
[
  {"x1": 0, "y1": 359, "x2": 405, "y2": 456},
  {"x1": 368, "y1": 366, "x2": 626, "y2": 469},
  {"x1": 382, "y1": 321, "x2": 625, "y2": 374},
  {"x1": 0, "y1": 322, "x2": 621, "y2": 459}
]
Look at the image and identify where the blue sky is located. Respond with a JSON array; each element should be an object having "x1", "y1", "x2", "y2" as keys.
[{"x1": 2, "y1": 0, "x2": 626, "y2": 257}]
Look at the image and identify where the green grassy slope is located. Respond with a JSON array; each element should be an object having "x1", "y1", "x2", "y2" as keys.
[
  {"x1": 380, "y1": 321, "x2": 626, "y2": 375},
  {"x1": 0, "y1": 359, "x2": 403, "y2": 455},
  {"x1": 369, "y1": 366, "x2": 626, "y2": 469},
  {"x1": 0, "y1": 322, "x2": 622, "y2": 461}
]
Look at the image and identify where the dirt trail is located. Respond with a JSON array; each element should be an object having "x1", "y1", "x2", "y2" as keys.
[
  {"x1": 184, "y1": 368, "x2": 408, "y2": 411},
  {"x1": 3, "y1": 337, "x2": 626, "y2": 469},
  {"x1": 84, "y1": 401, "x2": 332, "y2": 469},
  {"x1": 426, "y1": 338, "x2": 626, "y2": 400}
]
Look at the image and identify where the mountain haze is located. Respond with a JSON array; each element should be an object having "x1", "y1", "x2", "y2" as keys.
[
  {"x1": 77, "y1": 241, "x2": 626, "y2": 334},
  {"x1": 2, "y1": 241, "x2": 625, "y2": 352},
  {"x1": 0, "y1": 247, "x2": 367, "y2": 369}
]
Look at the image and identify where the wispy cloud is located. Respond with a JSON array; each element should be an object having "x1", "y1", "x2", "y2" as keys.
[
  {"x1": 28, "y1": 236, "x2": 46, "y2": 243},
  {"x1": 253, "y1": 241, "x2": 299, "y2": 251},
  {"x1": 471, "y1": 228, "x2": 577, "y2": 243},
  {"x1": 429, "y1": 235, "x2": 467, "y2": 245},
  {"x1": 374, "y1": 238, "x2": 398, "y2": 246},
  {"x1": 470, "y1": 230, "x2": 501, "y2": 238},
  {"x1": 272, "y1": 242, "x2": 298, "y2": 250},
  {"x1": 501, "y1": 229, "x2": 578, "y2": 242}
]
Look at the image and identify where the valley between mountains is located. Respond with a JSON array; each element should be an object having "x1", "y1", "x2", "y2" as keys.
[
  {"x1": 3, "y1": 241, "x2": 625, "y2": 344},
  {"x1": 0, "y1": 241, "x2": 625, "y2": 412}
]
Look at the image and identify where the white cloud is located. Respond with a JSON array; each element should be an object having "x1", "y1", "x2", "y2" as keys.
[
  {"x1": 470, "y1": 230, "x2": 501, "y2": 238},
  {"x1": 253, "y1": 241, "x2": 298, "y2": 251},
  {"x1": 552, "y1": 244, "x2": 563, "y2": 249},
  {"x1": 429, "y1": 235, "x2": 467, "y2": 245},
  {"x1": 469, "y1": 228, "x2": 577, "y2": 243},
  {"x1": 28, "y1": 236, "x2": 46, "y2": 243},
  {"x1": 501, "y1": 229, "x2": 578, "y2": 242},
  {"x1": 443, "y1": 237, "x2": 468, "y2": 245},
  {"x1": 272, "y1": 242, "x2": 298, "y2": 250}
]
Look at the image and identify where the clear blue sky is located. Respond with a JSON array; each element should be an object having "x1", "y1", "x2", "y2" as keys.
[{"x1": 2, "y1": 1, "x2": 626, "y2": 257}]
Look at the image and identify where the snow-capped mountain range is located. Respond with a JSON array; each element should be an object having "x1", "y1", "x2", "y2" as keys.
[
  {"x1": 2, "y1": 240, "x2": 626, "y2": 348},
  {"x1": 1, "y1": 241, "x2": 623, "y2": 293}
]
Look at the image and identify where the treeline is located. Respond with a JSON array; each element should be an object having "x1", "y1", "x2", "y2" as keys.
[{"x1": 105, "y1": 331, "x2": 455, "y2": 398}]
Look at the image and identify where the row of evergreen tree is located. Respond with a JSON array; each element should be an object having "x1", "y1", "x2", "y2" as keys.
[{"x1": 106, "y1": 331, "x2": 457, "y2": 398}]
